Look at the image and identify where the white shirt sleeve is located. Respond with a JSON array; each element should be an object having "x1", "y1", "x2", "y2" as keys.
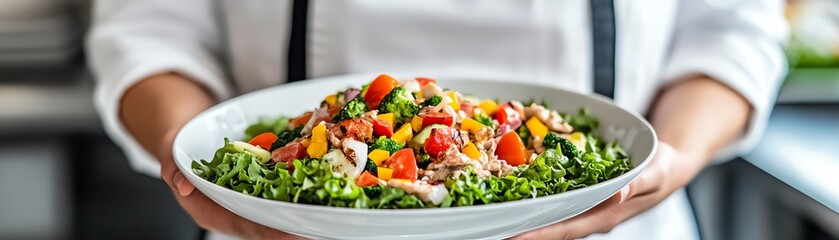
[
  {"x1": 87, "y1": 0, "x2": 233, "y2": 177},
  {"x1": 662, "y1": 0, "x2": 789, "y2": 161}
]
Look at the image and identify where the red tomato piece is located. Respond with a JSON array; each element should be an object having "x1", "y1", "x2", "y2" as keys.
[
  {"x1": 423, "y1": 127, "x2": 464, "y2": 159},
  {"x1": 494, "y1": 104, "x2": 519, "y2": 125},
  {"x1": 248, "y1": 132, "x2": 278, "y2": 150},
  {"x1": 372, "y1": 119, "x2": 394, "y2": 137},
  {"x1": 355, "y1": 171, "x2": 380, "y2": 187},
  {"x1": 495, "y1": 131, "x2": 527, "y2": 166},
  {"x1": 414, "y1": 77, "x2": 437, "y2": 87},
  {"x1": 364, "y1": 74, "x2": 400, "y2": 110},
  {"x1": 421, "y1": 112, "x2": 454, "y2": 128},
  {"x1": 383, "y1": 149, "x2": 418, "y2": 181}
]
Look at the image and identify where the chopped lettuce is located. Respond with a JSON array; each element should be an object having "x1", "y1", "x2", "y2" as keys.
[{"x1": 243, "y1": 116, "x2": 291, "y2": 141}]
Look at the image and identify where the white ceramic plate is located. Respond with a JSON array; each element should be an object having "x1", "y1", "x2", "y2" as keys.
[{"x1": 173, "y1": 73, "x2": 657, "y2": 240}]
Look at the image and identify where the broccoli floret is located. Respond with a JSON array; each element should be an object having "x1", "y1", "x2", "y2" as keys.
[
  {"x1": 364, "y1": 159, "x2": 378, "y2": 176},
  {"x1": 332, "y1": 97, "x2": 369, "y2": 123},
  {"x1": 543, "y1": 132, "x2": 579, "y2": 159},
  {"x1": 378, "y1": 87, "x2": 420, "y2": 125},
  {"x1": 363, "y1": 186, "x2": 382, "y2": 198},
  {"x1": 417, "y1": 152, "x2": 431, "y2": 169},
  {"x1": 369, "y1": 136, "x2": 405, "y2": 154},
  {"x1": 473, "y1": 113, "x2": 494, "y2": 129},
  {"x1": 420, "y1": 95, "x2": 442, "y2": 107},
  {"x1": 270, "y1": 126, "x2": 304, "y2": 151}
]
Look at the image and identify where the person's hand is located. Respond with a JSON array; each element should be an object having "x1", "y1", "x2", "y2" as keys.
[
  {"x1": 513, "y1": 142, "x2": 688, "y2": 240},
  {"x1": 157, "y1": 129, "x2": 305, "y2": 240}
]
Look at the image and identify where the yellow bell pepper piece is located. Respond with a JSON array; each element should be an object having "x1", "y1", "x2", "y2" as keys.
[
  {"x1": 324, "y1": 93, "x2": 338, "y2": 107},
  {"x1": 391, "y1": 124, "x2": 414, "y2": 144},
  {"x1": 368, "y1": 149, "x2": 391, "y2": 166},
  {"x1": 448, "y1": 91, "x2": 460, "y2": 112},
  {"x1": 306, "y1": 123, "x2": 328, "y2": 158},
  {"x1": 377, "y1": 113, "x2": 395, "y2": 127},
  {"x1": 460, "y1": 117, "x2": 485, "y2": 134},
  {"x1": 568, "y1": 132, "x2": 587, "y2": 151},
  {"x1": 462, "y1": 142, "x2": 481, "y2": 160},
  {"x1": 410, "y1": 115, "x2": 423, "y2": 132},
  {"x1": 377, "y1": 167, "x2": 394, "y2": 181},
  {"x1": 525, "y1": 117, "x2": 549, "y2": 139},
  {"x1": 414, "y1": 91, "x2": 424, "y2": 101},
  {"x1": 478, "y1": 99, "x2": 498, "y2": 115}
]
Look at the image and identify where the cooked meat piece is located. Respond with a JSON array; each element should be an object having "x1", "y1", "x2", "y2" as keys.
[
  {"x1": 271, "y1": 142, "x2": 307, "y2": 164},
  {"x1": 330, "y1": 118, "x2": 374, "y2": 144}
]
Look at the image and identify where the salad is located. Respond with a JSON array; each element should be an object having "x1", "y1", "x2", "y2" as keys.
[{"x1": 191, "y1": 74, "x2": 632, "y2": 209}]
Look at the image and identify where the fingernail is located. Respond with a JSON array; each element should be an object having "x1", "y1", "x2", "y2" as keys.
[
  {"x1": 174, "y1": 172, "x2": 184, "y2": 188},
  {"x1": 619, "y1": 186, "x2": 630, "y2": 203}
]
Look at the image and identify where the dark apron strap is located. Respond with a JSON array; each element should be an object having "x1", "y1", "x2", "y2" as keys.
[
  {"x1": 287, "y1": 0, "x2": 309, "y2": 83},
  {"x1": 590, "y1": 0, "x2": 616, "y2": 99}
]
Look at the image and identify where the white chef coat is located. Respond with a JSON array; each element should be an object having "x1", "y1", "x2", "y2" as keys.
[{"x1": 87, "y1": 1, "x2": 788, "y2": 239}]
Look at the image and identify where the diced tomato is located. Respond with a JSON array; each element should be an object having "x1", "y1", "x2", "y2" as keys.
[
  {"x1": 415, "y1": 77, "x2": 437, "y2": 87},
  {"x1": 423, "y1": 127, "x2": 464, "y2": 159},
  {"x1": 290, "y1": 112, "x2": 313, "y2": 129},
  {"x1": 422, "y1": 112, "x2": 454, "y2": 128},
  {"x1": 248, "y1": 132, "x2": 278, "y2": 150},
  {"x1": 495, "y1": 131, "x2": 527, "y2": 166},
  {"x1": 355, "y1": 171, "x2": 380, "y2": 187},
  {"x1": 494, "y1": 104, "x2": 519, "y2": 125},
  {"x1": 372, "y1": 119, "x2": 394, "y2": 137},
  {"x1": 383, "y1": 149, "x2": 418, "y2": 181},
  {"x1": 364, "y1": 74, "x2": 400, "y2": 110}
]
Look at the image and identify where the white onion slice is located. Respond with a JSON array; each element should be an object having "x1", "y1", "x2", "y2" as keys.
[
  {"x1": 323, "y1": 150, "x2": 358, "y2": 178},
  {"x1": 425, "y1": 184, "x2": 449, "y2": 205},
  {"x1": 341, "y1": 139, "x2": 368, "y2": 178},
  {"x1": 401, "y1": 78, "x2": 421, "y2": 92}
]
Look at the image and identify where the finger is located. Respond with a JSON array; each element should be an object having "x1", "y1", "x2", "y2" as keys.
[
  {"x1": 157, "y1": 129, "x2": 181, "y2": 188},
  {"x1": 173, "y1": 171, "x2": 196, "y2": 196},
  {"x1": 175, "y1": 189, "x2": 305, "y2": 240}
]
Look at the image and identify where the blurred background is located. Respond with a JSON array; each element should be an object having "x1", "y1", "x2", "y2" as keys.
[{"x1": 0, "y1": 0, "x2": 837, "y2": 239}]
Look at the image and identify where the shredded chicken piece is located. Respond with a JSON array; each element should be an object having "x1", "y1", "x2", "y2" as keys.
[
  {"x1": 423, "y1": 144, "x2": 518, "y2": 181},
  {"x1": 524, "y1": 104, "x2": 574, "y2": 133},
  {"x1": 472, "y1": 126, "x2": 494, "y2": 150},
  {"x1": 359, "y1": 110, "x2": 378, "y2": 122}
]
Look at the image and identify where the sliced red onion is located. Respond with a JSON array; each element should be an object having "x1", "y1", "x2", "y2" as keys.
[
  {"x1": 324, "y1": 123, "x2": 335, "y2": 129},
  {"x1": 496, "y1": 124, "x2": 512, "y2": 136},
  {"x1": 342, "y1": 139, "x2": 368, "y2": 178},
  {"x1": 507, "y1": 118, "x2": 522, "y2": 130},
  {"x1": 344, "y1": 88, "x2": 361, "y2": 102},
  {"x1": 302, "y1": 106, "x2": 329, "y2": 135}
]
